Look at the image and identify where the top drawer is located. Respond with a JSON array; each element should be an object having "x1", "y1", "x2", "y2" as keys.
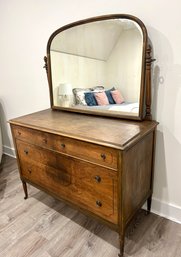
[{"x1": 12, "y1": 125, "x2": 118, "y2": 170}]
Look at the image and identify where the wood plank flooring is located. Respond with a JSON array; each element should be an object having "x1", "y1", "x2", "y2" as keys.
[{"x1": 0, "y1": 155, "x2": 181, "y2": 257}]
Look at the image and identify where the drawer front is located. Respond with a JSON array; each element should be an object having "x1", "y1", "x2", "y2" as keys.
[
  {"x1": 71, "y1": 160, "x2": 118, "y2": 223},
  {"x1": 12, "y1": 125, "x2": 118, "y2": 170},
  {"x1": 72, "y1": 159, "x2": 117, "y2": 196},
  {"x1": 20, "y1": 160, "x2": 73, "y2": 199},
  {"x1": 16, "y1": 140, "x2": 118, "y2": 223}
]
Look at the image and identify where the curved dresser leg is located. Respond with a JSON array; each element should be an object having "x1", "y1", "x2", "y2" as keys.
[
  {"x1": 146, "y1": 195, "x2": 152, "y2": 215},
  {"x1": 22, "y1": 181, "x2": 28, "y2": 199}
]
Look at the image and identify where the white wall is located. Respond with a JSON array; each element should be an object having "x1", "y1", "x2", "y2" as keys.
[
  {"x1": 51, "y1": 51, "x2": 107, "y2": 105},
  {"x1": 1, "y1": 0, "x2": 181, "y2": 223},
  {"x1": 106, "y1": 28, "x2": 142, "y2": 102}
]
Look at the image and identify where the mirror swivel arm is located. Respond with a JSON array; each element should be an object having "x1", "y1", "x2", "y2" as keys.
[{"x1": 43, "y1": 56, "x2": 48, "y2": 75}]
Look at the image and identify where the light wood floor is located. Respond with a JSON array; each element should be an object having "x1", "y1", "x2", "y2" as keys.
[{"x1": 0, "y1": 155, "x2": 181, "y2": 257}]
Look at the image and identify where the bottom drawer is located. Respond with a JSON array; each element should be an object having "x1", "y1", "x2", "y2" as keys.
[{"x1": 20, "y1": 158, "x2": 118, "y2": 224}]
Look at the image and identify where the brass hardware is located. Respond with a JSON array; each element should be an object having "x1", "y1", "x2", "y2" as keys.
[
  {"x1": 96, "y1": 200, "x2": 102, "y2": 207},
  {"x1": 101, "y1": 153, "x2": 106, "y2": 160},
  {"x1": 61, "y1": 143, "x2": 65, "y2": 148},
  {"x1": 94, "y1": 175, "x2": 101, "y2": 183},
  {"x1": 24, "y1": 149, "x2": 29, "y2": 155}
]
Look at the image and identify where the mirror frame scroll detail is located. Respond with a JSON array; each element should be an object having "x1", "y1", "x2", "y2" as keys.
[{"x1": 44, "y1": 14, "x2": 154, "y2": 120}]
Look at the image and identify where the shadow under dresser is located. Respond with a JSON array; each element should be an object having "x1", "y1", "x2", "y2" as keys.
[{"x1": 10, "y1": 108, "x2": 158, "y2": 256}]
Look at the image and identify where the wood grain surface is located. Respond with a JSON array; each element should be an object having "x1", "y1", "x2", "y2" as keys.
[
  {"x1": 0, "y1": 155, "x2": 181, "y2": 257},
  {"x1": 16, "y1": 139, "x2": 118, "y2": 223},
  {"x1": 12, "y1": 125, "x2": 118, "y2": 170},
  {"x1": 9, "y1": 109, "x2": 158, "y2": 150},
  {"x1": 10, "y1": 111, "x2": 158, "y2": 256}
]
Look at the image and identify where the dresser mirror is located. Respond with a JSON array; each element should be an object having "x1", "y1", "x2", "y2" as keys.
[{"x1": 45, "y1": 14, "x2": 151, "y2": 120}]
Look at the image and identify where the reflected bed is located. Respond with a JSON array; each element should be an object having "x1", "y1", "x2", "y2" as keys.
[{"x1": 71, "y1": 102, "x2": 139, "y2": 113}]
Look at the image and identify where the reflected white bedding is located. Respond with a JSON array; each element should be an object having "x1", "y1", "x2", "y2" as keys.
[
  {"x1": 108, "y1": 102, "x2": 139, "y2": 113},
  {"x1": 73, "y1": 102, "x2": 139, "y2": 113}
]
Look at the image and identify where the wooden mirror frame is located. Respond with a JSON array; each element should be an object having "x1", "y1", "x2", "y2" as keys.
[{"x1": 44, "y1": 14, "x2": 154, "y2": 121}]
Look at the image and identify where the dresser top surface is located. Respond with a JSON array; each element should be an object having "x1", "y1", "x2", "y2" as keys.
[{"x1": 10, "y1": 109, "x2": 158, "y2": 149}]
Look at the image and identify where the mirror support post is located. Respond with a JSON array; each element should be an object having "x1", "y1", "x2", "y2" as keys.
[
  {"x1": 145, "y1": 45, "x2": 156, "y2": 120},
  {"x1": 145, "y1": 45, "x2": 152, "y2": 120},
  {"x1": 44, "y1": 55, "x2": 54, "y2": 108}
]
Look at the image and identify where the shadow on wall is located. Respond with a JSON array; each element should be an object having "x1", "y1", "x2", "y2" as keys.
[
  {"x1": 149, "y1": 26, "x2": 181, "y2": 128},
  {"x1": 149, "y1": 27, "x2": 181, "y2": 209},
  {"x1": 152, "y1": 65, "x2": 160, "y2": 120},
  {"x1": 0, "y1": 100, "x2": 12, "y2": 155},
  {"x1": 153, "y1": 130, "x2": 168, "y2": 204}
]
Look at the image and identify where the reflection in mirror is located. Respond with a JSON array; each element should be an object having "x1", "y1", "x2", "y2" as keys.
[{"x1": 50, "y1": 18, "x2": 144, "y2": 117}]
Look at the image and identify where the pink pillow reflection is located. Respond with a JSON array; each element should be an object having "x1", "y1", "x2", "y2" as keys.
[
  {"x1": 94, "y1": 91, "x2": 109, "y2": 105},
  {"x1": 111, "y1": 90, "x2": 124, "y2": 104}
]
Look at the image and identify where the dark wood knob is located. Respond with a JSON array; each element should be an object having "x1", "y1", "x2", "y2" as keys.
[
  {"x1": 101, "y1": 153, "x2": 106, "y2": 160},
  {"x1": 94, "y1": 175, "x2": 101, "y2": 183},
  {"x1": 28, "y1": 169, "x2": 32, "y2": 174},
  {"x1": 43, "y1": 138, "x2": 47, "y2": 144},
  {"x1": 96, "y1": 200, "x2": 102, "y2": 207},
  {"x1": 18, "y1": 131, "x2": 21, "y2": 136},
  {"x1": 61, "y1": 143, "x2": 65, "y2": 148},
  {"x1": 24, "y1": 149, "x2": 29, "y2": 155}
]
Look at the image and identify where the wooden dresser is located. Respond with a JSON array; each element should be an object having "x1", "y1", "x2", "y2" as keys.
[{"x1": 10, "y1": 109, "x2": 158, "y2": 256}]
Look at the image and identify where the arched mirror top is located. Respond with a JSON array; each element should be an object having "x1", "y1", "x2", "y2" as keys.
[{"x1": 45, "y1": 14, "x2": 152, "y2": 120}]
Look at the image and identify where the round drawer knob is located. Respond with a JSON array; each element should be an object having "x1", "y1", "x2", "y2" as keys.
[
  {"x1": 61, "y1": 143, "x2": 65, "y2": 148},
  {"x1": 43, "y1": 138, "x2": 47, "y2": 144},
  {"x1": 94, "y1": 175, "x2": 101, "y2": 183},
  {"x1": 96, "y1": 200, "x2": 102, "y2": 207},
  {"x1": 18, "y1": 131, "x2": 21, "y2": 136},
  {"x1": 28, "y1": 169, "x2": 32, "y2": 174},
  {"x1": 24, "y1": 149, "x2": 29, "y2": 155},
  {"x1": 101, "y1": 153, "x2": 106, "y2": 160}
]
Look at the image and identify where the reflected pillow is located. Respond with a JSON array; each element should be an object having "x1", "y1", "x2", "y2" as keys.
[
  {"x1": 94, "y1": 91, "x2": 109, "y2": 106},
  {"x1": 111, "y1": 90, "x2": 124, "y2": 104},
  {"x1": 72, "y1": 87, "x2": 92, "y2": 94},
  {"x1": 84, "y1": 92, "x2": 97, "y2": 106},
  {"x1": 105, "y1": 87, "x2": 115, "y2": 104},
  {"x1": 91, "y1": 86, "x2": 104, "y2": 91},
  {"x1": 72, "y1": 88, "x2": 92, "y2": 105}
]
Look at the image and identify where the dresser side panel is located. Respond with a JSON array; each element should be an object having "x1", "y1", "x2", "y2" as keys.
[{"x1": 122, "y1": 131, "x2": 154, "y2": 224}]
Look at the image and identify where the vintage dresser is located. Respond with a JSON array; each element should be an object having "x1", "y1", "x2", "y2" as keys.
[{"x1": 10, "y1": 14, "x2": 158, "y2": 257}]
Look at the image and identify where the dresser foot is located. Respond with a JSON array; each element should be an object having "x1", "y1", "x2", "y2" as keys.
[
  {"x1": 146, "y1": 196, "x2": 152, "y2": 215},
  {"x1": 118, "y1": 249, "x2": 124, "y2": 257},
  {"x1": 22, "y1": 181, "x2": 28, "y2": 199},
  {"x1": 119, "y1": 234, "x2": 125, "y2": 257}
]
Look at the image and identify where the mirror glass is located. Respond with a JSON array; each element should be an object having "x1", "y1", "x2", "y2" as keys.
[{"x1": 49, "y1": 16, "x2": 146, "y2": 119}]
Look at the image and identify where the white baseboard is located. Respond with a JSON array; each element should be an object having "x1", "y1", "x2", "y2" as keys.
[
  {"x1": 2, "y1": 146, "x2": 181, "y2": 224},
  {"x1": 143, "y1": 197, "x2": 181, "y2": 224},
  {"x1": 3, "y1": 145, "x2": 16, "y2": 158}
]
